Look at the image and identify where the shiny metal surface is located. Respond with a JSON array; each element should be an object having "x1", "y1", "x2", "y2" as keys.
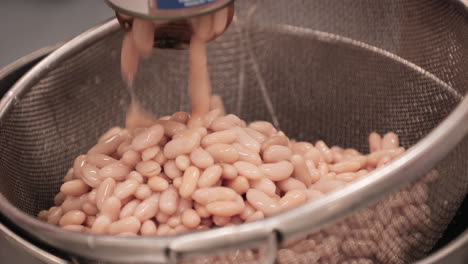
[
  {"x1": 0, "y1": 222, "x2": 69, "y2": 264},
  {"x1": 0, "y1": 0, "x2": 467, "y2": 263},
  {"x1": 415, "y1": 230, "x2": 468, "y2": 264}
]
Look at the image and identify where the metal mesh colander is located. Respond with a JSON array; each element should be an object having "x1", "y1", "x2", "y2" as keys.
[{"x1": 1, "y1": 0, "x2": 468, "y2": 263}]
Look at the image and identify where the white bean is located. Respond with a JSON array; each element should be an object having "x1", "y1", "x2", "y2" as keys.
[
  {"x1": 96, "y1": 178, "x2": 116, "y2": 210},
  {"x1": 175, "y1": 155, "x2": 190, "y2": 171},
  {"x1": 263, "y1": 145, "x2": 292, "y2": 163},
  {"x1": 192, "y1": 187, "x2": 238, "y2": 205},
  {"x1": 201, "y1": 129, "x2": 237, "y2": 147},
  {"x1": 279, "y1": 190, "x2": 307, "y2": 211},
  {"x1": 190, "y1": 147, "x2": 214, "y2": 169},
  {"x1": 260, "y1": 161, "x2": 294, "y2": 181},
  {"x1": 250, "y1": 178, "x2": 276, "y2": 196},
  {"x1": 109, "y1": 216, "x2": 141, "y2": 235},
  {"x1": 60, "y1": 179, "x2": 89, "y2": 196},
  {"x1": 131, "y1": 124, "x2": 164, "y2": 151},
  {"x1": 205, "y1": 143, "x2": 239, "y2": 163},
  {"x1": 134, "y1": 194, "x2": 160, "y2": 221},
  {"x1": 114, "y1": 179, "x2": 139, "y2": 200},
  {"x1": 179, "y1": 166, "x2": 200, "y2": 198},
  {"x1": 141, "y1": 220, "x2": 158, "y2": 236},
  {"x1": 159, "y1": 187, "x2": 179, "y2": 215},
  {"x1": 198, "y1": 165, "x2": 223, "y2": 188},
  {"x1": 246, "y1": 189, "x2": 280, "y2": 216}
]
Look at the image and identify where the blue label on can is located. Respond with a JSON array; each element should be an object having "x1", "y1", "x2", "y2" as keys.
[{"x1": 158, "y1": 0, "x2": 217, "y2": 9}]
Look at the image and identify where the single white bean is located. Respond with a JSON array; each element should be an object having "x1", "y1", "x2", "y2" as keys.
[
  {"x1": 246, "y1": 189, "x2": 280, "y2": 216},
  {"x1": 315, "y1": 140, "x2": 333, "y2": 163},
  {"x1": 136, "y1": 160, "x2": 162, "y2": 177},
  {"x1": 382, "y1": 132, "x2": 399, "y2": 150},
  {"x1": 120, "y1": 200, "x2": 140, "y2": 219},
  {"x1": 246, "y1": 211, "x2": 264, "y2": 222},
  {"x1": 261, "y1": 135, "x2": 289, "y2": 152},
  {"x1": 192, "y1": 187, "x2": 238, "y2": 205},
  {"x1": 205, "y1": 143, "x2": 239, "y2": 163},
  {"x1": 233, "y1": 161, "x2": 263, "y2": 180},
  {"x1": 198, "y1": 165, "x2": 223, "y2": 187},
  {"x1": 59, "y1": 210, "x2": 86, "y2": 227},
  {"x1": 279, "y1": 190, "x2": 307, "y2": 211},
  {"x1": 277, "y1": 177, "x2": 307, "y2": 193},
  {"x1": 82, "y1": 202, "x2": 99, "y2": 216},
  {"x1": 99, "y1": 162, "x2": 131, "y2": 181},
  {"x1": 96, "y1": 178, "x2": 116, "y2": 210},
  {"x1": 243, "y1": 128, "x2": 267, "y2": 143},
  {"x1": 60, "y1": 179, "x2": 89, "y2": 196},
  {"x1": 159, "y1": 187, "x2": 179, "y2": 215},
  {"x1": 148, "y1": 176, "x2": 169, "y2": 192},
  {"x1": 134, "y1": 194, "x2": 160, "y2": 221},
  {"x1": 73, "y1": 155, "x2": 86, "y2": 180},
  {"x1": 47, "y1": 207, "x2": 63, "y2": 225},
  {"x1": 179, "y1": 166, "x2": 200, "y2": 198},
  {"x1": 134, "y1": 184, "x2": 152, "y2": 200},
  {"x1": 169, "y1": 111, "x2": 190, "y2": 124},
  {"x1": 114, "y1": 179, "x2": 139, "y2": 200},
  {"x1": 329, "y1": 161, "x2": 361, "y2": 174},
  {"x1": 86, "y1": 153, "x2": 117, "y2": 168},
  {"x1": 175, "y1": 155, "x2": 190, "y2": 171},
  {"x1": 369, "y1": 132, "x2": 382, "y2": 152},
  {"x1": 221, "y1": 163, "x2": 238, "y2": 180},
  {"x1": 201, "y1": 129, "x2": 237, "y2": 148},
  {"x1": 250, "y1": 178, "x2": 276, "y2": 196},
  {"x1": 263, "y1": 145, "x2": 292, "y2": 163},
  {"x1": 190, "y1": 147, "x2": 214, "y2": 169},
  {"x1": 181, "y1": 209, "x2": 201, "y2": 230},
  {"x1": 127, "y1": 171, "x2": 144, "y2": 184},
  {"x1": 248, "y1": 121, "x2": 276, "y2": 136},
  {"x1": 210, "y1": 114, "x2": 242, "y2": 131},
  {"x1": 109, "y1": 216, "x2": 141, "y2": 235},
  {"x1": 141, "y1": 220, "x2": 158, "y2": 236},
  {"x1": 88, "y1": 131, "x2": 128, "y2": 155},
  {"x1": 291, "y1": 142, "x2": 314, "y2": 156},
  {"x1": 233, "y1": 143, "x2": 262, "y2": 165},
  {"x1": 291, "y1": 155, "x2": 315, "y2": 186},
  {"x1": 206, "y1": 198, "x2": 245, "y2": 217},
  {"x1": 260, "y1": 161, "x2": 294, "y2": 181},
  {"x1": 100, "y1": 196, "x2": 121, "y2": 221},
  {"x1": 226, "y1": 176, "x2": 250, "y2": 194},
  {"x1": 61, "y1": 195, "x2": 87, "y2": 213},
  {"x1": 164, "y1": 160, "x2": 183, "y2": 179},
  {"x1": 131, "y1": 124, "x2": 164, "y2": 151},
  {"x1": 156, "y1": 120, "x2": 187, "y2": 137},
  {"x1": 90, "y1": 215, "x2": 111, "y2": 234},
  {"x1": 163, "y1": 132, "x2": 201, "y2": 159},
  {"x1": 233, "y1": 127, "x2": 261, "y2": 153}
]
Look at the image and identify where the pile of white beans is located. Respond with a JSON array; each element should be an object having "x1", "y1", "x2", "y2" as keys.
[{"x1": 38, "y1": 101, "x2": 409, "y2": 237}]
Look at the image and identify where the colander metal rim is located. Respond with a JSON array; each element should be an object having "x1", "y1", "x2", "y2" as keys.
[{"x1": 0, "y1": 12, "x2": 468, "y2": 262}]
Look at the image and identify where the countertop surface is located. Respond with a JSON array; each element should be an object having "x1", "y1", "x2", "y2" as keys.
[{"x1": 0, "y1": 1, "x2": 111, "y2": 262}]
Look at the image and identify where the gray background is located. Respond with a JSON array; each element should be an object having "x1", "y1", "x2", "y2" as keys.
[
  {"x1": 0, "y1": 0, "x2": 112, "y2": 68},
  {"x1": 0, "y1": 1, "x2": 111, "y2": 262}
]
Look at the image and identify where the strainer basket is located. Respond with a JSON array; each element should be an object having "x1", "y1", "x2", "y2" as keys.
[{"x1": 1, "y1": 0, "x2": 468, "y2": 263}]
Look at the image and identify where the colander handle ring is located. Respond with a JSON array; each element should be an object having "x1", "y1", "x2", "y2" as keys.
[{"x1": 168, "y1": 225, "x2": 280, "y2": 263}]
